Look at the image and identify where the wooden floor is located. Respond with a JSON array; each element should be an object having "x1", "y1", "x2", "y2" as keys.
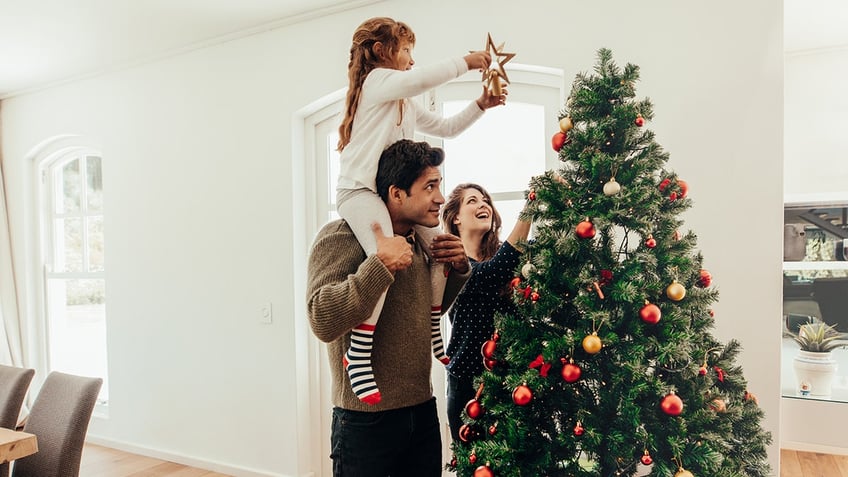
[
  {"x1": 79, "y1": 444, "x2": 847, "y2": 476},
  {"x1": 781, "y1": 449, "x2": 848, "y2": 477},
  {"x1": 80, "y1": 444, "x2": 231, "y2": 476}
]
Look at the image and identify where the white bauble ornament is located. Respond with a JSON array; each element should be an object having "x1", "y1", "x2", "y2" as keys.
[
  {"x1": 603, "y1": 178, "x2": 621, "y2": 196},
  {"x1": 521, "y1": 263, "x2": 537, "y2": 278}
]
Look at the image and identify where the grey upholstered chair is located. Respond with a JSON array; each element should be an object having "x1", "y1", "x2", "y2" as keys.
[
  {"x1": 11, "y1": 371, "x2": 102, "y2": 477},
  {"x1": 0, "y1": 364, "x2": 35, "y2": 477}
]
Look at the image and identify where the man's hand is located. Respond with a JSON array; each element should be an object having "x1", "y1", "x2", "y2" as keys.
[
  {"x1": 429, "y1": 233, "x2": 470, "y2": 274},
  {"x1": 372, "y1": 223, "x2": 413, "y2": 274}
]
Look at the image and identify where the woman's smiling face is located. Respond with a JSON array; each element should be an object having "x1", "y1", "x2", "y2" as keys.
[{"x1": 453, "y1": 187, "x2": 493, "y2": 235}]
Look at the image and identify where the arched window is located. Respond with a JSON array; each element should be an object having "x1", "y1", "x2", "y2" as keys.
[{"x1": 38, "y1": 145, "x2": 108, "y2": 405}]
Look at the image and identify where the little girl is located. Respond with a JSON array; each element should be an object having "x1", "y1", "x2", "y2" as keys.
[{"x1": 337, "y1": 17, "x2": 506, "y2": 405}]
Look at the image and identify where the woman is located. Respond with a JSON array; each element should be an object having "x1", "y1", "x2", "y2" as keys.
[{"x1": 441, "y1": 183, "x2": 531, "y2": 442}]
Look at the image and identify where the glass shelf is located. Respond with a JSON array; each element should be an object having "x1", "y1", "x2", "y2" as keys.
[{"x1": 784, "y1": 261, "x2": 848, "y2": 271}]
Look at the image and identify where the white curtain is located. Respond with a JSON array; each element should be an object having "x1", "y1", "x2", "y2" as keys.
[{"x1": 0, "y1": 153, "x2": 26, "y2": 368}]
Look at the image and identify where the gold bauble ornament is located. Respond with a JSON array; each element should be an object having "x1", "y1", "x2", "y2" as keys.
[
  {"x1": 521, "y1": 262, "x2": 537, "y2": 278},
  {"x1": 559, "y1": 116, "x2": 574, "y2": 132},
  {"x1": 709, "y1": 398, "x2": 727, "y2": 413},
  {"x1": 582, "y1": 333, "x2": 603, "y2": 354},
  {"x1": 675, "y1": 469, "x2": 694, "y2": 477},
  {"x1": 666, "y1": 281, "x2": 686, "y2": 301}
]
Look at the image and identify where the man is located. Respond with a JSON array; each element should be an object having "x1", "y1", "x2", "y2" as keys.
[{"x1": 306, "y1": 139, "x2": 471, "y2": 476}]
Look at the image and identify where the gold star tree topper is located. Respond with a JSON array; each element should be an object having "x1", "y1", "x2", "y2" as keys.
[{"x1": 482, "y1": 33, "x2": 515, "y2": 96}]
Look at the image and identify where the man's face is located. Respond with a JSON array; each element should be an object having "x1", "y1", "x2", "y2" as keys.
[{"x1": 398, "y1": 166, "x2": 444, "y2": 228}]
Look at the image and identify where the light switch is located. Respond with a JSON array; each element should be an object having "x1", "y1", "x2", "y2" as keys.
[{"x1": 260, "y1": 302, "x2": 273, "y2": 324}]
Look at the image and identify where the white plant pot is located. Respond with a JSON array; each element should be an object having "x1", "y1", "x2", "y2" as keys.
[{"x1": 793, "y1": 350, "x2": 838, "y2": 397}]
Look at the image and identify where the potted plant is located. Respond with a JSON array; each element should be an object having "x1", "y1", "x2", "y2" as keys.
[{"x1": 787, "y1": 319, "x2": 848, "y2": 397}]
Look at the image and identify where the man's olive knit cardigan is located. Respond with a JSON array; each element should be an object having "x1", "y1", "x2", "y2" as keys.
[{"x1": 307, "y1": 219, "x2": 470, "y2": 411}]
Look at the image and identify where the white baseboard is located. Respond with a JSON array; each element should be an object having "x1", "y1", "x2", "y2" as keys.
[
  {"x1": 781, "y1": 440, "x2": 848, "y2": 456},
  {"x1": 85, "y1": 435, "x2": 296, "y2": 477}
]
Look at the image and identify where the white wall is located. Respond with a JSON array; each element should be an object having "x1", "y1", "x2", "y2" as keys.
[
  {"x1": 781, "y1": 47, "x2": 848, "y2": 454},
  {"x1": 785, "y1": 48, "x2": 848, "y2": 197},
  {"x1": 1, "y1": 1, "x2": 784, "y2": 475}
]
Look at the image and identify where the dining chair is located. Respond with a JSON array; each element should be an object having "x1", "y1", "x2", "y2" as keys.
[
  {"x1": 0, "y1": 364, "x2": 35, "y2": 477},
  {"x1": 11, "y1": 371, "x2": 102, "y2": 477}
]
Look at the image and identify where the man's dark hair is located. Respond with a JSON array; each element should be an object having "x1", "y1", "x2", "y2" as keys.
[{"x1": 376, "y1": 139, "x2": 445, "y2": 202}]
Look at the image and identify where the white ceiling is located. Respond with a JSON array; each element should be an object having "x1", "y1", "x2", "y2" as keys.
[
  {"x1": 0, "y1": 0, "x2": 846, "y2": 100},
  {"x1": 0, "y1": 0, "x2": 376, "y2": 99}
]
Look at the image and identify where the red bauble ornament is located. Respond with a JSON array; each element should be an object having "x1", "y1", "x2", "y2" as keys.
[
  {"x1": 659, "y1": 178, "x2": 671, "y2": 192},
  {"x1": 640, "y1": 450, "x2": 653, "y2": 466},
  {"x1": 530, "y1": 291, "x2": 540, "y2": 302},
  {"x1": 645, "y1": 235, "x2": 657, "y2": 248},
  {"x1": 509, "y1": 277, "x2": 521, "y2": 289},
  {"x1": 474, "y1": 464, "x2": 494, "y2": 477},
  {"x1": 661, "y1": 393, "x2": 684, "y2": 416},
  {"x1": 481, "y1": 339, "x2": 497, "y2": 359},
  {"x1": 635, "y1": 114, "x2": 645, "y2": 127},
  {"x1": 561, "y1": 362, "x2": 582, "y2": 383},
  {"x1": 483, "y1": 358, "x2": 497, "y2": 370},
  {"x1": 512, "y1": 384, "x2": 533, "y2": 406},
  {"x1": 698, "y1": 365, "x2": 708, "y2": 376},
  {"x1": 459, "y1": 424, "x2": 474, "y2": 442},
  {"x1": 575, "y1": 219, "x2": 596, "y2": 239},
  {"x1": 459, "y1": 424, "x2": 482, "y2": 442},
  {"x1": 465, "y1": 399, "x2": 484, "y2": 419},
  {"x1": 639, "y1": 302, "x2": 662, "y2": 324},
  {"x1": 488, "y1": 424, "x2": 498, "y2": 435},
  {"x1": 573, "y1": 422, "x2": 584, "y2": 436},
  {"x1": 552, "y1": 131, "x2": 567, "y2": 151},
  {"x1": 697, "y1": 269, "x2": 712, "y2": 288},
  {"x1": 528, "y1": 190, "x2": 537, "y2": 201},
  {"x1": 678, "y1": 179, "x2": 689, "y2": 198},
  {"x1": 469, "y1": 452, "x2": 477, "y2": 464},
  {"x1": 669, "y1": 191, "x2": 678, "y2": 202}
]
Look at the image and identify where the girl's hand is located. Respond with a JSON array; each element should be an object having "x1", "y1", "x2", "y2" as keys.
[
  {"x1": 464, "y1": 51, "x2": 492, "y2": 71},
  {"x1": 475, "y1": 85, "x2": 507, "y2": 110}
]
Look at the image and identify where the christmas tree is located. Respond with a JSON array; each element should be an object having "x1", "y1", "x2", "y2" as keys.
[{"x1": 451, "y1": 49, "x2": 772, "y2": 477}]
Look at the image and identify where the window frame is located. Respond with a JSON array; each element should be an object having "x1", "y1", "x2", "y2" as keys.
[{"x1": 35, "y1": 144, "x2": 109, "y2": 408}]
